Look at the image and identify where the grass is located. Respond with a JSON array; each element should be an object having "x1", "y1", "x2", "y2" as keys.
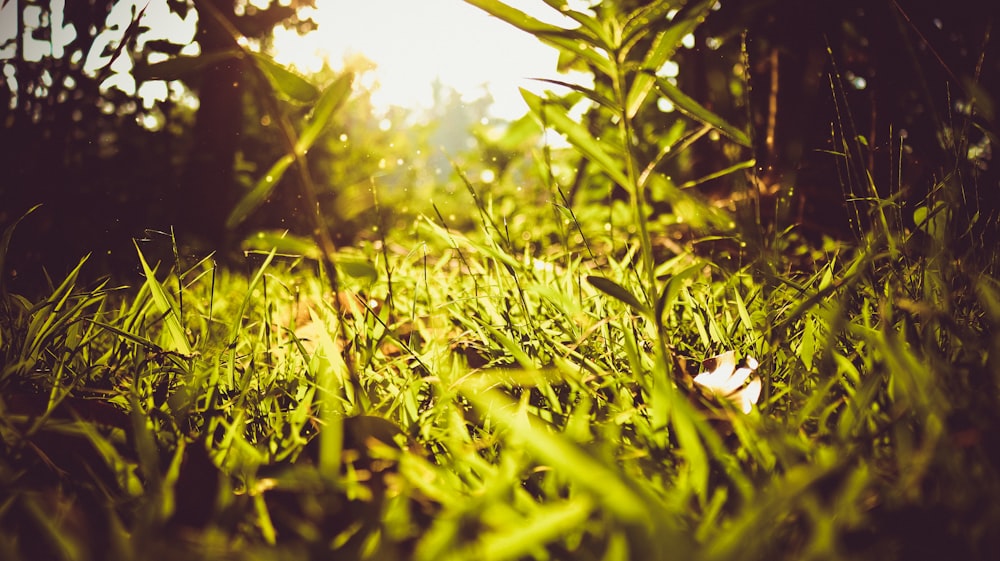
[
  {"x1": 2, "y1": 162, "x2": 998, "y2": 560},
  {"x1": 3, "y1": 1, "x2": 1000, "y2": 560}
]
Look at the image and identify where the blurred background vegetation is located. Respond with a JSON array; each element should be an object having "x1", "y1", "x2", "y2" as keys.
[{"x1": 1, "y1": 0, "x2": 996, "y2": 291}]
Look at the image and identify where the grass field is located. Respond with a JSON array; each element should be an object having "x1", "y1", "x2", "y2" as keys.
[
  {"x1": 2, "y1": 1, "x2": 999, "y2": 560},
  {"x1": 2, "y1": 163, "x2": 998, "y2": 560}
]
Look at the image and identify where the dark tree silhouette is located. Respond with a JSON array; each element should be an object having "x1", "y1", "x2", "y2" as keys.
[
  {"x1": 179, "y1": 0, "x2": 315, "y2": 248},
  {"x1": 690, "y1": 0, "x2": 999, "y2": 239},
  {"x1": 0, "y1": 0, "x2": 315, "y2": 293}
]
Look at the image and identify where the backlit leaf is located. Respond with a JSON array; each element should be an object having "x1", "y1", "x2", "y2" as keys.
[
  {"x1": 588, "y1": 275, "x2": 652, "y2": 318},
  {"x1": 251, "y1": 52, "x2": 319, "y2": 103},
  {"x1": 522, "y1": 89, "x2": 629, "y2": 187},
  {"x1": 226, "y1": 154, "x2": 295, "y2": 230},
  {"x1": 133, "y1": 50, "x2": 239, "y2": 82},
  {"x1": 655, "y1": 75, "x2": 751, "y2": 147},
  {"x1": 134, "y1": 243, "x2": 192, "y2": 356},
  {"x1": 295, "y1": 72, "x2": 353, "y2": 155},
  {"x1": 464, "y1": 0, "x2": 614, "y2": 77}
]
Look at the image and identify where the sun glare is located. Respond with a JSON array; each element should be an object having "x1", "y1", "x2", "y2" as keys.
[{"x1": 270, "y1": 0, "x2": 577, "y2": 120}]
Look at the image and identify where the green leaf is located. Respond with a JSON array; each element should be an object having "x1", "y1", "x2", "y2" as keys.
[
  {"x1": 493, "y1": 113, "x2": 543, "y2": 150},
  {"x1": 468, "y1": 497, "x2": 595, "y2": 561},
  {"x1": 251, "y1": 52, "x2": 319, "y2": 103},
  {"x1": 241, "y1": 230, "x2": 321, "y2": 259},
  {"x1": 337, "y1": 253, "x2": 378, "y2": 283},
  {"x1": 624, "y1": 1, "x2": 714, "y2": 117},
  {"x1": 522, "y1": 89, "x2": 629, "y2": 186},
  {"x1": 677, "y1": 159, "x2": 756, "y2": 189},
  {"x1": 133, "y1": 50, "x2": 239, "y2": 82},
  {"x1": 226, "y1": 154, "x2": 294, "y2": 230},
  {"x1": 671, "y1": 395, "x2": 710, "y2": 501},
  {"x1": 913, "y1": 200, "x2": 947, "y2": 240},
  {"x1": 621, "y1": 1, "x2": 680, "y2": 47},
  {"x1": 655, "y1": 262, "x2": 703, "y2": 324},
  {"x1": 464, "y1": 0, "x2": 614, "y2": 77},
  {"x1": 587, "y1": 275, "x2": 652, "y2": 317},
  {"x1": 134, "y1": 243, "x2": 192, "y2": 356},
  {"x1": 539, "y1": 0, "x2": 612, "y2": 52},
  {"x1": 529, "y1": 77, "x2": 619, "y2": 112},
  {"x1": 655, "y1": 75, "x2": 751, "y2": 147},
  {"x1": 465, "y1": 0, "x2": 565, "y2": 34},
  {"x1": 295, "y1": 72, "x2": 354, "y2": 155}
]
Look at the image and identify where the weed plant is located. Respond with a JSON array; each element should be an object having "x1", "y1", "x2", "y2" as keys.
[{"x1": 2, "y1": 1, "x2": 999, "y2": 560}]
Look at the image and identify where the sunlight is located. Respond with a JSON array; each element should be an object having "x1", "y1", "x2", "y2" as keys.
[{"x1": 270, "y1": 0, "x2": 576, "y2": 120}]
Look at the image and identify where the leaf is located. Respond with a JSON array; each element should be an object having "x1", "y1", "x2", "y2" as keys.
[
  {"x1": 134, "y1": 243, "x2": 192, "y2": 356},
  {"x1": 337, "y1": 253, "x2": 378, "y2": 283},
  {"x1": 133, "y1": 50, "x2": 239, "y2": 81},
  {"x1": 529, "y1": 77, "x2": 619, "y2": 112},
  {"x1": 521, "y1": 89, "x2": 629, "y2": 186},
  {"x1": 226, "y1": 154, "x2": 294, "y2": 230},
  {"x1": 493, "y1": 113, "x2": 543, "y2": 150},
  {"x1": 463, "y1": 0, "x2": 614, "y2": 77},
  {"x1": 655, "y1": 262, "x2": 703, "y2": 325},
  {"x1": 671, "y1": 395, "x2": 710, "y2": 500},
  {"x1": 912, "y1": 200, "x2": 947, "y2": 240},
  {"x1": 295, "y1": 72, "x2": 354, "y2": 155},
  {"x1": 621, "y1": 1, "x2": 680, "y2": 46},
  {"x1": 241, "y1": 230, "x2": 321, "y2": 259},
  {"x1": 655, "y1": 75, "x2": 751, "y2": 147},
  {"x1": 646, "y1": 175, "x2": 732, "y2": 230},
  {"x1": 677, "y1": 159, "x2": 756, "y2": 189},
  {"x1": 625, "y1": 1, "x2": 715, "y2": 118},
  {"x1": 587, "y1": 275, "x2": 651, "y2": 318},
  {"x1": 539, "y1": 0, "x2": 612, "y2": 52},
  {"x1": 470, "y1": 497, "x2": 595, "y2": 561},
  {"x1": 464, "y1": 0, "x2": 565, "y2": 34},
  {"x1": 251, "y1": 52, "x2": 319, "y2": 103},
  {"x1": 21, "y1": 257, "x2": 91, "y2": 362},
  {"x1": 733, "y1": 286, "x2": 756, "y2": 337}
]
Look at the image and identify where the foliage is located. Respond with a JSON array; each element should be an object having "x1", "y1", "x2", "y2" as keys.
[
  {"x1": 0, "y1": 0, "x2": 324, "y2": 287},
  {"x1": 2, "y1": 0, "x2": 999, "y2": 560}
]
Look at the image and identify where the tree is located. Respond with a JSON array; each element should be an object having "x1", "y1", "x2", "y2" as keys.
[
  {"x1": 177, "y1": 0, "x2": 316, "y2": 248},
  {"x1": 686, "y1": 0, "x2": 999, "y2": 239},
  {"x1": 0, "y1": 0, "x2": 318, "y2": 292},
  {"x1": 0, "y1": 0, "x2": 177, "y2": 288}
]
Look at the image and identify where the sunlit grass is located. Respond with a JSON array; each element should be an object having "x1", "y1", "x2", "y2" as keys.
[
  {"x1": 3, "y1": 158, "x2": 998, "y2": 559},
  {"x1": 2, "y1": 1, "x2": 999, "y2": 560}
]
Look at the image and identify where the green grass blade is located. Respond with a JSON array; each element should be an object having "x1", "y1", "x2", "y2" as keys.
[
  {"x1": 463, "y1": 0, "x2": 615, "y2": 77},
  {"x1": 522, "y1": 89, "x2": 629, "y2": 187},
  {"x1": 295, "y1": 72, "x2": 354, "y2": 155},
  {"x1": 134, "y1": 242, "x2": 192, "y2": 356},
  {"x1": 226, "y1": 154, "x2": 295, "y2": 230},
  {"x1": 459, "y1": 380, "x2": 653, "y2": 527},
  {"x1": 0, "y1": 204, "x2": 40, "y2": 296},
  {"x1": 625, "y1": 0, "x2": 715, "y2": 118},
  {"x1": 654, "y1": 74, "x2": 751, "y2": 147},
  {"x1": 587, "y1": 275, "x2": 652, "y2": 318}
]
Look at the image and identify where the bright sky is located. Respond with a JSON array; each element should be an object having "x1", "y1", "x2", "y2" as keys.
[
  {"x1": 271, "y1": 0, "x2": 575, "y2": 120},
  {"x1": 1, "y1": 0, "x2": 581, "y2": 120}
]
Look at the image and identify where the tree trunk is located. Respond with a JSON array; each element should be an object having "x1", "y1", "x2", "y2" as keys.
[{"x1": 181, "y1": 0, "x2": 243, "y2": 249}]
